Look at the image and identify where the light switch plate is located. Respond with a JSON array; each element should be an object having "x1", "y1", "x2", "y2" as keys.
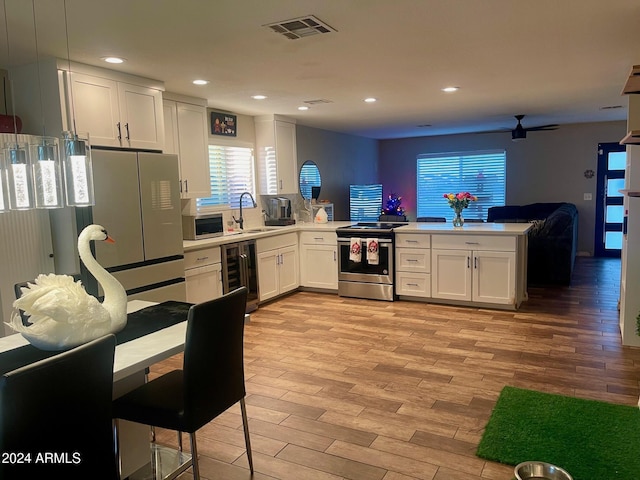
[{"x1": 584, "y1": 193, "x2": 593, "y2": 201}]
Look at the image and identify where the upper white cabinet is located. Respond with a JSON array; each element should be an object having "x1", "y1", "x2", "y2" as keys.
[
  {"x1": 69, "y1": 72, "x2": 164, "y2": 150},
  {"x1": 163, "y1": 96, "x2": 211, "y2": 199},
  {"x1": 255, "y1": 115, "x2": 298, "y2": 195},
  {"x1": 9, "y1": 58, "x2": 165, "y2": 151}
]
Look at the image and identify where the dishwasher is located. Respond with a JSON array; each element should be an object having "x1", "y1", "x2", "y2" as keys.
[{"x1": 222, "y1": 240, "x2": 259, "y2": 312}]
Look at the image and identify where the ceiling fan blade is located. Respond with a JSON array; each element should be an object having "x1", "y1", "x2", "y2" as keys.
[
  {"x1": 525, "y1": 124, "x2": 559, "y2": 132},
  {"x1": 474, "y1": 128, "x2": 511, "y2": 134}
]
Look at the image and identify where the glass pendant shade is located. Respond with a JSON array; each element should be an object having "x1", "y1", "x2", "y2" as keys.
[
  {"x1": 62, "y1": 132, "x2": 95, "y2": 207},
  {"x1": 30, "y1": 137, "x2": 64, "y2": 209},
  {"x1": 0, "y1": 150, "x2": 8, "y2": 212},
  {"x1": 5, "y1": 143, "x2": 34, "y2": 210}
]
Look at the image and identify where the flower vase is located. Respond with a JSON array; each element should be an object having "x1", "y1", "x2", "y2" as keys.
[{"x1": 452, "y1": 208, "x2": 464, "y2": 227}]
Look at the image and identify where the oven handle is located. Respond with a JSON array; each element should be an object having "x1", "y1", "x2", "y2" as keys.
[{"x1": 337, "y1": 237, "x2": 393, "y2": 244}]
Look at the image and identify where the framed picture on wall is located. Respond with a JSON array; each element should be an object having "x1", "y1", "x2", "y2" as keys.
[{"x1": 211, "y1": 112, "x2": 237, "y2": 137}]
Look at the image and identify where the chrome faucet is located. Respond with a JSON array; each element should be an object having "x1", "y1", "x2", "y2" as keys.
[{"x1": 233, "y1": 191, "x2": 257, "y2": 230}]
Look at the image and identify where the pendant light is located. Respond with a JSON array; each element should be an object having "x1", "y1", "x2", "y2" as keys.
[
  {"x1": 2, "y1": 0, "x2": 34, "y2": 210},
  {"x1": 0, "y1": 150, "x2": 7, "y2": 212},
  {"x1": 61, "y1": 0, "x2": 94, "y2": 207},
  {"x1": 29, "y1": 0, "x2": 64, "y2": 209}
]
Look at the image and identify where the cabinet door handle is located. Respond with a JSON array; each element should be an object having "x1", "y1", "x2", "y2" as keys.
[
  {"x1": 184, "y1": 179, "x2": 188, "y2": 193},
  {"x1": 280, "y1": 253, "x2": 284, "y2": 264},
  {"x1": 406, "y1": 240, "x2": 418, "y2": 243},
  {"x1": 465, "y1": 242, "x2": 479, "y2": 245},
  {"x1": 196, "y1": 256, "x2": 209, "y2": 262},
  {"x1": 474, "y1": 257, "x2": 478, "y2": 269},
  {"x1": 467, "y1": 256, "x2": 470, "y2": 268},
  {"x1": 117, "y1": 122, "x2": 122, "y2": 141},
  {"x1": 279, "y1": 179, "x2": 283, "y2": 190},
  {"x1": 407, "y1": 259, "x2": 418, "y2": 262},
  {"x1": 407, "y1": 283, "x2": 419, "y2": 287},
  {"x1": 125, "y1": 123, "x2": 130, "y2": 141},
  {"x1": 314, "y1": 237, "x2": 324, "y2": 241},
  {"x1": 334, "y1": 250, "x2": 336, "y2": 262},
  {"x1": 179, "y1": 180, "x2": 183, "y2": 193}
]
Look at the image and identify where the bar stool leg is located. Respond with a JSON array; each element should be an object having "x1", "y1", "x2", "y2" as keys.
[
  {"x1": 189, "y1": 433, "x2": 199, "y2": 480},
  {"x1": 240, "y1": 398, "x2": 254, "y2": 473}
]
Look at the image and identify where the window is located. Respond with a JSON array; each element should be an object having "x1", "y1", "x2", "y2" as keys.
[
  {"x1": 416, "y1": 150, "x2": 506, "y2": 220},
  {"x1": 350, "y1": 184, "x2": 382, "y2": 221},
  {"x1": 197, "y1": 145, "x2": 255, "y2": 210}
]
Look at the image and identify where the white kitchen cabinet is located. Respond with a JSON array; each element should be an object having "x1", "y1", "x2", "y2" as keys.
[
  {"x1": 431, "y1": 234, "x2": 516, "y2": 305},
  {"x1": 395, "y1": 233, "x2": 431, "y2": 298},
  {"x1": 9, "y1": 59, "x2": 165, "y2": 152},
  {"x1": 300, "y1": 231, "x2": 338, "y2": 289},
  {"x1": 255, "y1": 115, "x2": 297, "y2": 195},
  {"x1": 184, "y1": 246, "x2": 223, "y2": 303},
  {"x1": 69, "y1": 72, "x2": 164, "y2": 150},
  {"x1": 257, "y1": 233, "x2": 299, "y2": 302},
  {"x1": 163, "y1": 97, "x2": 210, "y2": 198}
]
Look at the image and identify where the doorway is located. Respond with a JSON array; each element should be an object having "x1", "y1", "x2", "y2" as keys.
[{"x1": 594, "y1": 143, "x2": 626, "y2": 257}]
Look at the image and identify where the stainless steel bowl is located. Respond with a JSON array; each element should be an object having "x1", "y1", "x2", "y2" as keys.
[{"x1": 514, "y1": 461, "x2": 573, "y2": 480}]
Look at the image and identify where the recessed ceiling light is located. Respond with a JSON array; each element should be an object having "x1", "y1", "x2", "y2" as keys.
[
  {"x1": 298, "y1": 106, "x2": 309, "y2": 111},
  {"x1": 364, "y1": 97, "x2": 377, "y2": 103},
  {"x1": 252, "y1": 95, "x2": 267, "y2": 100},
  {"x1": 442, "y1": 86, "x2": 459, "y2": 93},
  {"x1": 192, "y1": 79, "x2": 209, "y2": 85},
  {"x1": 102, "y1": 56, "x2": 125, "y2": 64}
]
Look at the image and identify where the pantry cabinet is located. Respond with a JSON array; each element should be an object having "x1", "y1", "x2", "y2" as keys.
[
  {"x1": 431, "y1": 234, "x2": 516, "y2": 305},
  {"x1": 257, "y1": 233, "x2": 299, "y2": 301},
  {"x1": 255, "y1": 115, "x2": 297, "y2": 195},
  {"x1": 299, "y1": 231, "x2": 338, "y2": 290},
  {"x1": 163, "y1": 96, "x2": 211, "y2": 199}
]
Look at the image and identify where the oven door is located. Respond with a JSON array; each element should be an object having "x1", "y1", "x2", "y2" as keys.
[{"x1": 337, "y1": 237, "x2": 393, "y2": 284}]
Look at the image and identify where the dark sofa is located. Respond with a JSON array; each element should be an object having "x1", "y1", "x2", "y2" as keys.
[{"x1": 487, "y1": 202, "x2": 578, "y2": 286}]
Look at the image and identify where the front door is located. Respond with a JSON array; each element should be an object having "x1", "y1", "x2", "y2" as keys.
[{"x1": 594, "y1": 143, "x2": 626, "y2": 257}]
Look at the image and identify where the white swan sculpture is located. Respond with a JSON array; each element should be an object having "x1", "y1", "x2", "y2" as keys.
[{"x1": 7, "y1": 224, "x2": 127, "y2": 351}]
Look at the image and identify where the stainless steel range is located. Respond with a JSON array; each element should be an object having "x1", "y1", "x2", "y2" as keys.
[{"x1": 336, "y1": 222, "x2": 408, "y2": 301}]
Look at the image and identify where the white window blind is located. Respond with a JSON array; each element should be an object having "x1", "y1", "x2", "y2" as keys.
[
  {"x1": 197, "y1": 145, "x2": 255, "y2": 210},
  {"x1": 416, "y1": 150, "x2": 506, "y2": 221},
  {"x1": 350, "y1": 184, "x2": 382, "y2": 221}
]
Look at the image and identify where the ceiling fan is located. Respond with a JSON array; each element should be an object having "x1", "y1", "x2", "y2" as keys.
[
  {"x1": 479, "y1": 115, "x2": 559, "y2": 141},
  {"x1": 508, "y1": 115, "x2": 559, "y2": 140}
]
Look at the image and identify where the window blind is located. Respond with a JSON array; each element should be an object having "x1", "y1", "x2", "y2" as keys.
[
  {"x1": 416, "y1": 150, "x2": 506, "y2": 221},
  {"x1": 197, "y1": 145, "x2": 255, "y2": 210},
  {"x1": 350, "y1": 184, "x2": 382, "y2": 221}
]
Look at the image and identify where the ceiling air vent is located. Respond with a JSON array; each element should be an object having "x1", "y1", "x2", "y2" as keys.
[
  {"x1": 264, "y1": 15, "x2": 336, "y2": 40},
  {"x1": 303, "y1": 99, "x2": 333, "y2": 105}
]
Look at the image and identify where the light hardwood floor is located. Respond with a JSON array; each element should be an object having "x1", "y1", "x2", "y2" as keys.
[{"x1": 151, "y1": 257, "x2": 640, "y2": 480}]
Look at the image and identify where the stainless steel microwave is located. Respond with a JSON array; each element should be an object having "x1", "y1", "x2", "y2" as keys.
[{"x1": 182, "y1": 213, "x2": 224, "y2": 240}]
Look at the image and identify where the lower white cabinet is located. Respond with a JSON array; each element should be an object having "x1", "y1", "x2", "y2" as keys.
[
  {"x1": 395, "y1": 233, "x2": 431, "y2": 297},
  {"x1": 257, "y1": 233, "x2": 299, "y2": 302},
  {"x1": 300, "y1": 231, "x2": 338, "y2": 290},
  {"x1": 184, "y1": 246, "x2": 223, "y2": 303},
  {"x1": 431, "y1": 234, "x2": 516, "y2": 305}
]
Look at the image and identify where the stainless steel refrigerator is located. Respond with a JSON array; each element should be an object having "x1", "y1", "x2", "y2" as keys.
[{"x1": 50, "y1": 149, "x2": 186, "y2": 302}]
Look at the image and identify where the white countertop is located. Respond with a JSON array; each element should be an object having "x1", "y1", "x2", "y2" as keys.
[{"x1": 183, "y1": 220, "x2": 531, "y2": 251}]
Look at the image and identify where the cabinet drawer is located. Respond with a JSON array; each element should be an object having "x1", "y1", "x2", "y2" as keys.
[
  {"x1": 396, "y1": 248, "x2": 430, "y2": 273},
  {"x1": 300, "y1": 231, "x2": 337, "y2": 245},
  {"x1": 184, "y1": 246, "x2": 221, "y2": 269},
  {"x1": 396, "y1": 233, "x2": 430, "y2": 249},
  {"x1": 396, "y1": 272, "x2": 431, "y2": 297},
  {"x1": 257, "y1": 232, "x2": 297, "y2": 253},
  {"x1": 431, "y1": 234, "x2": 515, "y2": 252}
]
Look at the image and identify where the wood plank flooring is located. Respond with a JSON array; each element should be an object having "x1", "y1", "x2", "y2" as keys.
[{"x1": 150, "y1": 257, "x2": 640, "y2": 479}]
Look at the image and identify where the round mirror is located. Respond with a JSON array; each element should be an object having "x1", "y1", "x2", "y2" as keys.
[{"x1": 299, "y1": 160, "x2": 321, "y2": 200}]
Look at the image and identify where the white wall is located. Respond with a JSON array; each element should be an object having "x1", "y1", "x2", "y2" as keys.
[{"x1": 379, "y1": 120, "x2": 627, "y2": 255}]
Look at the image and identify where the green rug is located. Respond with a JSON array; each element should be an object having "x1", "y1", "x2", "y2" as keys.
[{"x1": 476, "y1": 386, "x2": 640, "y2": 480}]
